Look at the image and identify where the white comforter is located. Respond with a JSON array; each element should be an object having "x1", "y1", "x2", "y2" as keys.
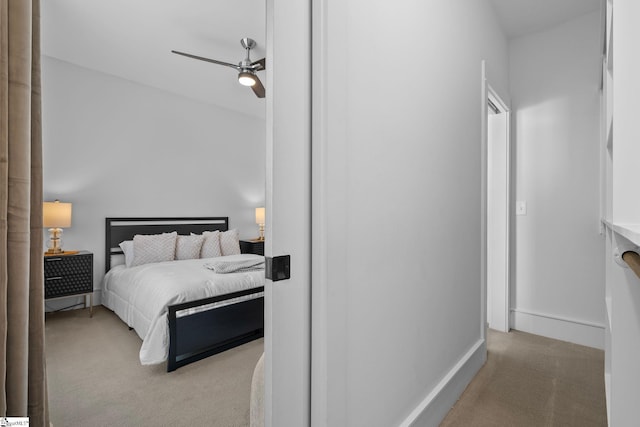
[{"x1": 102, "y1": 254, "x2": 265, "y2": 365}]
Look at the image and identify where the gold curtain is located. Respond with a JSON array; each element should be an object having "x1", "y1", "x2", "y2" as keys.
[{"x1": 0, "y1": 0, "x2": 49, "y2": 425}]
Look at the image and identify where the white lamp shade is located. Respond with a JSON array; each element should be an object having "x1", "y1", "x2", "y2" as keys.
[
  {"x1": 43, "y1": 201, "x2": 72, "y2": 228},
  {"x1": 255, "y1": 207, "x2": 265, "y2": 225}
]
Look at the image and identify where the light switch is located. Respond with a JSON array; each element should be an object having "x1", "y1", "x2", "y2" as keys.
[{"x1": 516, "y1": 201, "x2": 527, "y2": 216}]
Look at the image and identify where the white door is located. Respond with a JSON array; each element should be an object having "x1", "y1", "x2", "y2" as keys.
[
  {"x1": 481, "y1": 61, "x2": 511, "y2": 336},
  {"x1": 487, "y1": 98, "x2": 510, "y2": 332},
  {"x1": 264, "y1": 0, "x2": 311, "y2": 426}
]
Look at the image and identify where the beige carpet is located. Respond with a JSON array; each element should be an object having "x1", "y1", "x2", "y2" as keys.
[
  {"x1": 440, "y1": 329, "x2": 607, "y2": 427},
  {"x1": 47, "y1": 309, "x2": 606, "y2": 426},
  {"x1": 45, "y1": 306, "x2": 263, "y2": 427}
]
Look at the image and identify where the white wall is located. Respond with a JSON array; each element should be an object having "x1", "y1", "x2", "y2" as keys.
[
  {"x1": 313, "y1": 1, "x2": 509, "y2": 425},
  {"x1": 42, "y1": 57, "x2": 265, "y2": 307},
  {"x1": 509, "y1": 11, "x2": 605, "y2": 348}
]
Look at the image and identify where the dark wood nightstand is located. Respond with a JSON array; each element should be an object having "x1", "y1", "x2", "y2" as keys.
[
  {"x1": 44, "y1": 251, "x2": 93, "y2": 317},
  {"x1": 240, "y1": 239, "x2": 265, "y2": 256}
]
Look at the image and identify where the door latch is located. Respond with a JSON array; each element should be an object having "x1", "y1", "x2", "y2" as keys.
[{"x1": 265, "y1": 255, "x2": 290, "y2": 282}]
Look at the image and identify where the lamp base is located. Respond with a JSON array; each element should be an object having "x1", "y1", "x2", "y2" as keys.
[{"x1": 47, "y1": 227, "x2": 64, "y2": 254}]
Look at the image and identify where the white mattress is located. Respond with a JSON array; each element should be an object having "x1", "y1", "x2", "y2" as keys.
[{"x1": 102, "y1": 254, "x2": 265, "y2": 365}]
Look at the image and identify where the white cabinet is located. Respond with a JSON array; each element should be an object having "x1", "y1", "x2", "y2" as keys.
[{"x1": 602, "y1": 1, "x2": 640, "y2": 425}]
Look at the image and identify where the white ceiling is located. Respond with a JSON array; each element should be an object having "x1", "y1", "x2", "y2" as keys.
[
  {"x1": 488, "y1": 0, "x2": 601, "y2": 39},
  {"x1": 42, "y1": 1, "x2": 601, "y2": 118},
  {"x1": 42, "y1": 0, "x2": 266, "y2": 118}
]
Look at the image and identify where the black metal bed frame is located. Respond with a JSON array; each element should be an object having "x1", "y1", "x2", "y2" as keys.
[{"x1": 105, "y1": 217, "x2": 264, "y2": 372}]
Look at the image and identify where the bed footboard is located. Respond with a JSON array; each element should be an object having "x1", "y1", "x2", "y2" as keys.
[{"x1": 167, "y1": 286, "x2": 265, "y2": 372}]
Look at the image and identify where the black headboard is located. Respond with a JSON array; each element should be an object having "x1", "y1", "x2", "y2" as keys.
[{"x1": 105, "y1": 217, "x2": 229, "y2": 273}]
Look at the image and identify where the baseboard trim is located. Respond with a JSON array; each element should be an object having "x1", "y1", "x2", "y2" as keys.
[
  {"x1": 399, "y1": 339, "x2": 486, "y2": 427},
  {"x1": 511, "y1": 308, "x2": 604, "y2": 349}
]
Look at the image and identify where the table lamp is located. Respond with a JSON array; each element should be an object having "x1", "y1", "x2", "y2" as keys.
[
  {"x1": 43, "y1": 200, "x2": 72, "y2": 254},
  {"x1": 255, "y1": 207, "x2": 265, "y2": 241}
]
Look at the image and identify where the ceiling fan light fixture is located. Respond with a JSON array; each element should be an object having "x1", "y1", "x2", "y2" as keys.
[
  {"x1": 238, "y1": 71, "x2": 257, "y2": 87},
  {"x1": 173, "y1": 38, "x2": 265, "y2": 98}
]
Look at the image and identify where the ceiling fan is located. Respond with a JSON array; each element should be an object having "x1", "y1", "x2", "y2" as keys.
[{"x1": 172, "y1": 38, "x2": 266, "y2": 98}]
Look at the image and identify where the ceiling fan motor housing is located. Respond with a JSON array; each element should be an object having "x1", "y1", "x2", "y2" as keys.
[{"x1": 240, "y1": 38, "x2": 256, "y2": 50}]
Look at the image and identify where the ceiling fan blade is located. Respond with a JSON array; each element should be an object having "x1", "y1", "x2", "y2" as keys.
[
  {"x1": 251, "y1": 58, "x2": 266, "y2": 71},
  {"x1": 171, "y1": 50, "x2": 239, "y2": 70},
  {"x1": 251, "y1": 76, "x2": 266, "y2": 98}
]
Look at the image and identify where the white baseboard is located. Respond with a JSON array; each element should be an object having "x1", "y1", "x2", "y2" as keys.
[
  {"x1": 399, "y1": 339, "x2": 486, "y2": 427},
  {"x1": 511, "y1": 308, "x2": 604, "y2": 350}
]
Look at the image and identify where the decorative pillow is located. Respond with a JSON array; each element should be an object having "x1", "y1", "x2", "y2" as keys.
[
  {"x1": 131, "y1": 232, "x2": 177, "y2": 267},
  {"x1": 200, "y1": 230, "x2": 222, "y2": 258},
  {"x1": 119, "y1": 240, "x2": 134, "y2": 268},
  {"x1": 220, "y1": 229, "x2": 241, "y2": 256},
  {"x1": 176, "y1": 234, "x2": 205, "y2": 261}
]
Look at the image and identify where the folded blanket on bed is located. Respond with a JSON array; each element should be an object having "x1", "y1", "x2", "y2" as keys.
[{"x1": 205, "y1": 255, "x2": 265, "y2": 274}]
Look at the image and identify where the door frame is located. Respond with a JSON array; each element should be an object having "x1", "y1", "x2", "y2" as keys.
[{"x1": 310, "y1": 0, "x2": 350, "y2": 424}]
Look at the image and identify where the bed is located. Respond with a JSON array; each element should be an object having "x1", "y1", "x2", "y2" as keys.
[{"x1": 102, "y1": 217, "x2": 265, "y2": 372}]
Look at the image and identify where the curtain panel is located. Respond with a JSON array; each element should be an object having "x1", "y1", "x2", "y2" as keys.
[{"x1": 0, "y1": 0, "x2": 49, "y2": 425}]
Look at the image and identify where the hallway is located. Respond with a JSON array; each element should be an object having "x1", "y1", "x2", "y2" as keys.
[{"x1": 441, "y1": 330, "x2": 606, "y2": 426}]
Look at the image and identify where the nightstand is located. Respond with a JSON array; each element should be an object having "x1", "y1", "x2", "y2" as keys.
[
  {"x1": 44, "y1": 251, "x2": 93, "y2": 317},
  {"x1": 240, "y1": 239, "x2": 265, "y2": 256}
]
